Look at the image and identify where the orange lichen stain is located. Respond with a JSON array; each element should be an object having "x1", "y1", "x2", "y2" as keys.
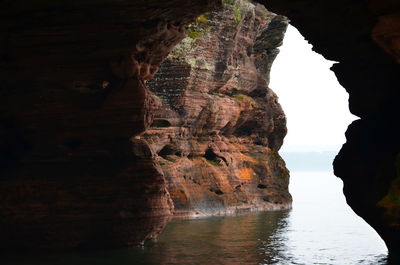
[
  {"x1": 237, "y1": 153, "x2": 258, "y2": 164},
  {"x1": 187, "y1": 158, "x2": 232, "y2": 194},
  {"x1": 206, "y1": 164, "x2": 231, "y2": 191},
  {"x1": 377, "y1": 178, "x2": 400, "y2": 226},
  {"x1": 239, "y1": 168, "x2": 255, "y2": 182},
  {"x1": 372, "y1": 14, "x2": 400, "y2": 63},
  {"x1": 377, "y1": 153, "x2": 400, "y2": 225}
]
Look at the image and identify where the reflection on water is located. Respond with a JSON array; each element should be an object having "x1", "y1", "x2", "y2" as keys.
[
  {"x1": 4, "y1": 211, "x2": 288, "y2": 265},
  {"x1": 136, "y1": 212, "x2": 287, "y2": 265},
  {"x1": 4, "y1": 172, "x2": 389, "y2": 265},
  {"x1": 140, "y1": 211, "x2": 289, "y2": 265}
]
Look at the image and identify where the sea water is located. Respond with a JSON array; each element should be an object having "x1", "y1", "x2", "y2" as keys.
[{"x1": 5, "y1": 170, "x2": 388, "y2": 265}]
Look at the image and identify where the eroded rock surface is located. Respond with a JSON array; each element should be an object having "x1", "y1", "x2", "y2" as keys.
[
  {"x1": 142, "y1": 2, "x2": 291, "y2": 216},
  {"x1": 1, "y1": 0, "x2": 399, "y2": 257}
]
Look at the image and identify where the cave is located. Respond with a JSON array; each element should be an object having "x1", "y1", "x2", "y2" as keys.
[
  {"x1": 158, "y1": 144, "x2": 181, "y2": 158},
  {"x1": 151, "y1": 119, "x2": 172, "y2": 128},
  {"x1": 203, "y1": 148, "x2": 225, "y2": 165},
  {"x1": 0, "y1": 0, "x2": 399, "y2": 262}
]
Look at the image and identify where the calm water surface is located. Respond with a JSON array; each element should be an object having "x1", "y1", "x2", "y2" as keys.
[{"x1": 6, "y1": 171, "x2": 388, "y2": 265}]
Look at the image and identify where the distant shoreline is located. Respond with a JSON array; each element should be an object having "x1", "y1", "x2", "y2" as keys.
[{"x1": 280, "y1": 151, "x2": 337, "y2": 172}]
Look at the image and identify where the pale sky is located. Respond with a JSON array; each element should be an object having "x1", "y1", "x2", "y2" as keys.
[{"x1": 269, "y1": 25, "x2": 358, "y2": 152}]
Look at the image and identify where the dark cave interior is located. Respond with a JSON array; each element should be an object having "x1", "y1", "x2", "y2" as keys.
[{"x1": 0, "y1": 0, "x2": 399, "y2": 260}]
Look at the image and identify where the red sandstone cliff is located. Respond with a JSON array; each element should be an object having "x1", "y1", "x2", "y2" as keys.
[
  {"x1": 1, "y1": 0, "x2": 399, "y2": 257},
  {"x1": 142, "y1": 2, "x2": 291, "y2": 216}
]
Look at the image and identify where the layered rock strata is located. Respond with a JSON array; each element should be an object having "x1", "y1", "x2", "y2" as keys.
[
  {"x1": 256, "y1": 0, "x2": 400, "y2": 259},
  {"x1": 143, "y1": 2, "x2": 291, "y2": 216},
  {"x1": 1, "y1": 0, "x2": 399, "y2": 257}
]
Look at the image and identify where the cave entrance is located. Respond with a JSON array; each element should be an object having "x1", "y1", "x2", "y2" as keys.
[
  {"x1": 270, "y1": 25, "x2": 356, "y2": 154},
  {"x1": 268, "y1": 25, "x2": 388, "y2": 260}
]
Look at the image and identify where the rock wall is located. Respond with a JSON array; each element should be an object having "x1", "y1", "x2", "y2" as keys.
[
  {"x1": 256, "y1": 0, "x2": 400, "y2": 259},
  {"x1": 1, "y1": 0, "x2": 399, "y2": 257},
  {"x1": 0, "y1": 0, "x2": 221, "y2": 250},
  {"x1": 143, "y1": 2, "x2": 291, "y2": 216}
]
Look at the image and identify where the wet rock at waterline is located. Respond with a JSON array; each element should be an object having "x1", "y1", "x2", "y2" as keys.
[
  {"x1": 0, "y1": 0, "x2": 291, "y2": 250},
  {"x1": 1, "y1": 0, "x2": 399, "y2": 256}
]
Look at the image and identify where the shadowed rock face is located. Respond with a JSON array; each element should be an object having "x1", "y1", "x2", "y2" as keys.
[
  {"x1": 0, "y1": 0, "x2": 222, "y2": 250},
  {"x1": 144, "y1": 2, "x2": 291, "y2": 216},
  {"x1": 0, "y1": 0, "x2": 399, "y2": 256},
  {"x1": 255, "y1": 0, "x2": 400, "y2": 258}
]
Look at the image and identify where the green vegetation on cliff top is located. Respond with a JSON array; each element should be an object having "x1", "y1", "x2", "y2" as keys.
[
  {"x1": 170, "y1": 0, "x2": 254, "y2": 59},
  {"x1": 234, "y1": 93, "x2": 256, "y2": 106},
  {"x1": 223, "y1": 0, "x2": 252, "y2": 23},
  {"x1": 169, "y1": 14, "x2": 211, "y2": 59}
]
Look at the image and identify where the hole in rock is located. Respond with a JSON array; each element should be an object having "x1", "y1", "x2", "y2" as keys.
[
  {"x1": 253, "y1": 140, "x2": 263, "y2": 146},
  {"x1": 158, "y1": 145, "x2": 181, "y2": 158},
  {"x1": 151, "y1": 119, "x2": 171, "y2": 128},
  {"x1": 203, "y1": 148, "x2": 227, "y2": 166},
  {"x1": 215, "y1": 189, "x2": 224, "y2": 195},
  {"x1": 209, "y1": 188, "x2": 224, "y2": 195},
  {"x1": 204, "y1": 148, "x2": 218, "y2": 161}
]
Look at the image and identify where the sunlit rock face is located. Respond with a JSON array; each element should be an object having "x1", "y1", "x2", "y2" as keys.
[
  {"x1": 0, "y1": 0, "x2": 221, "y2": 250},
  {"x1": 143, "y1": 2, "x2": 291, "y2": 216},
  {"x1": 256, "y1": 0, "x2": 400, "y2": 258}
]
